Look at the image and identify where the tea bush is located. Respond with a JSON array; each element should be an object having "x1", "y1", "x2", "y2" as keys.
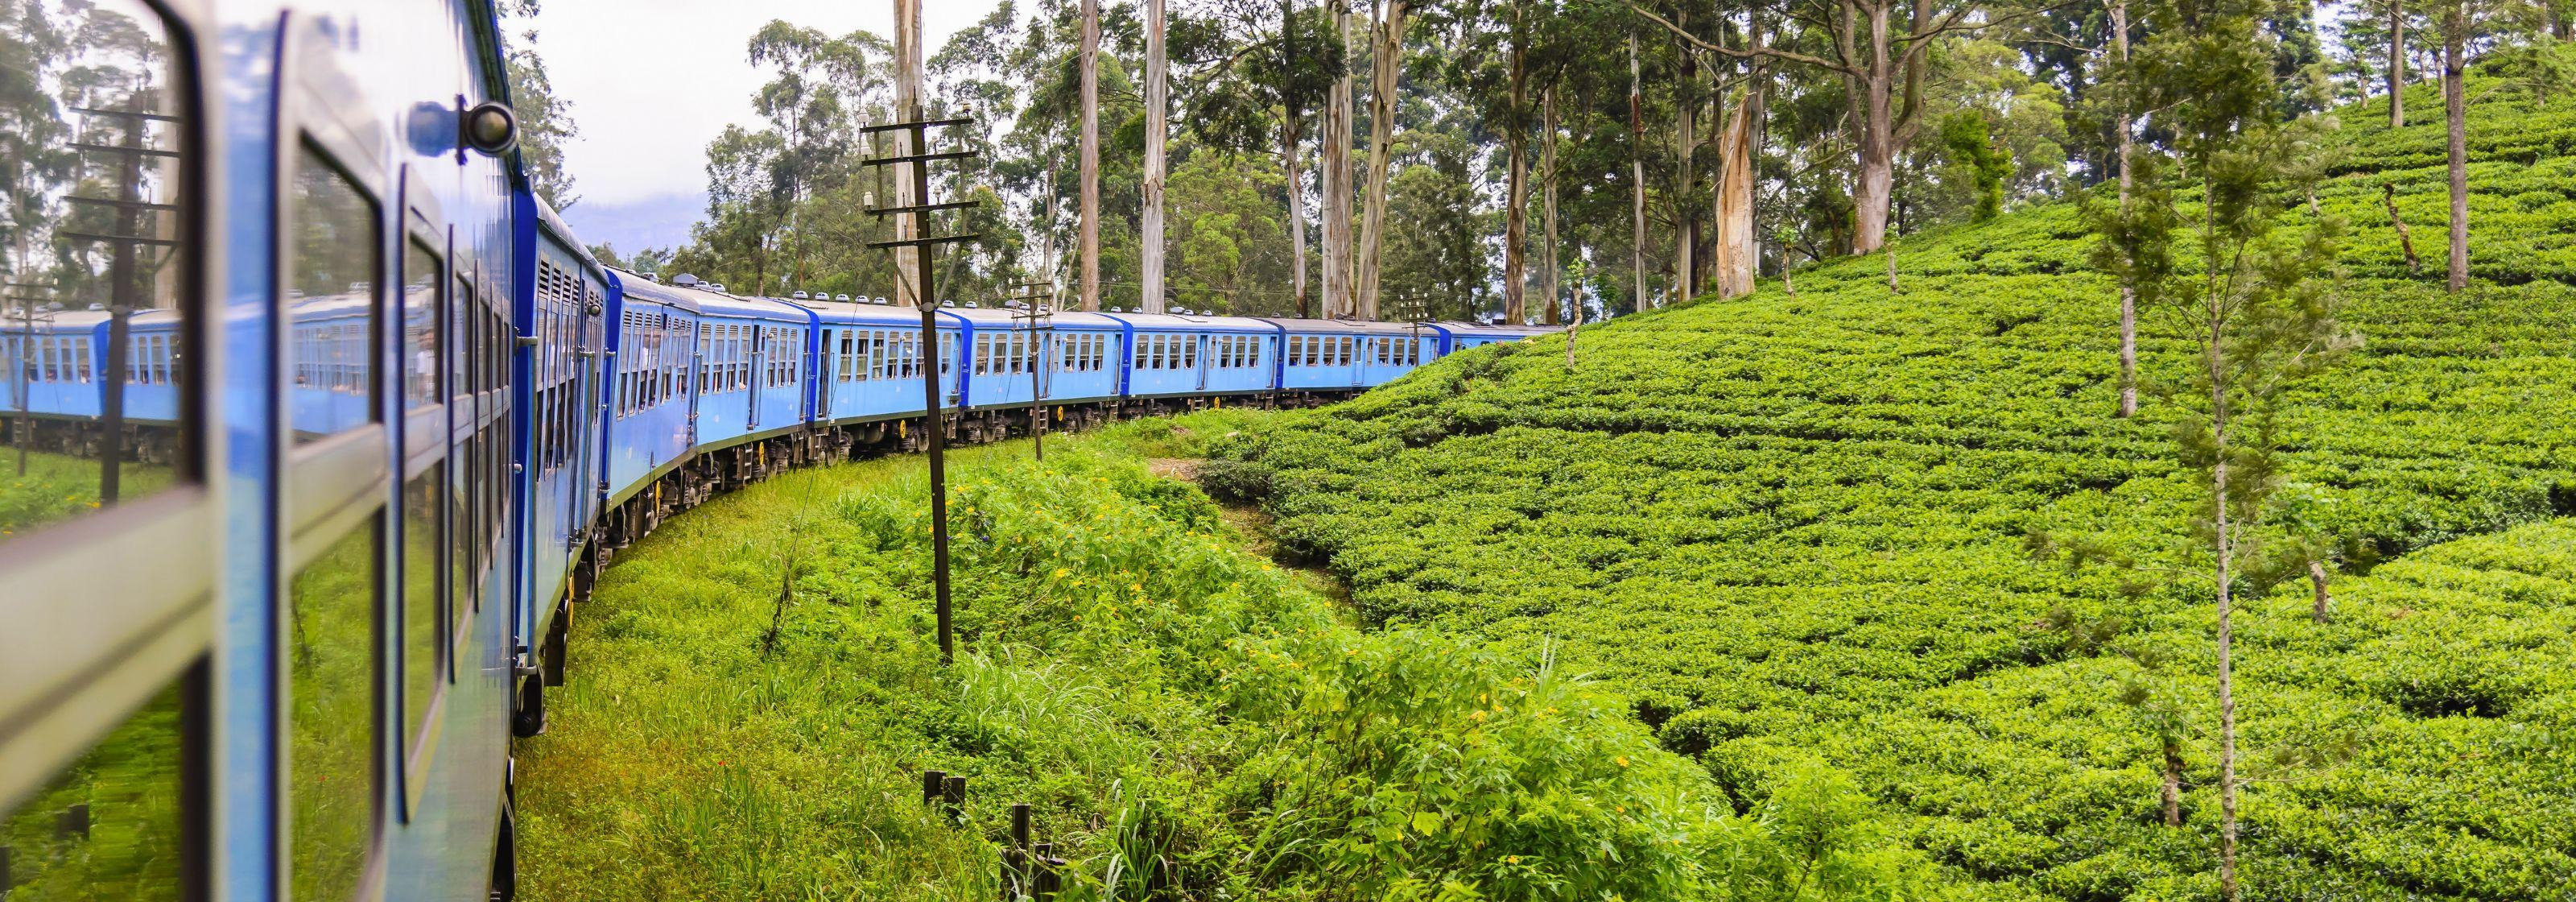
[{"x1": 1219, "y1": 85, "x2": 2576, "y2": 900}]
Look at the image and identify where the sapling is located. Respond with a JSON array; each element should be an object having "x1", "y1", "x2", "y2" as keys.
[
  {"x1": 2088, "y1": 0, "x2": 2359, "y2": 893},
  {"x1": 1564, "y1": 257, "x2": 1589, "y2": 369}
]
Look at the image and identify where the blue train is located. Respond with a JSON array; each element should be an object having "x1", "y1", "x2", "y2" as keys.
[{"x1": 0, "y1": 2, "x2": 1552, "y2": 900}]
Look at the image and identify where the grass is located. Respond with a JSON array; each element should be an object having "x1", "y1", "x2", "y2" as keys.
[
  {"x1": 0, "y1": 447, "x2": 175, "y2": 539},
  {"x1": 516, "y1": 415, "x2": 1955, "y2": 901}
]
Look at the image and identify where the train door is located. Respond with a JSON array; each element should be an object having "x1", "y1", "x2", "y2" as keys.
[
  {"x1": 1193, "y1": 334, "x2": 1209, "y2": 392},
  {"x1": 393, "y1": 161, "x2": 464, "y2": 860},
  {"x1": 564, "y1": 272, "x2": 599, "y2": 541},
  {"x1": 745, "y1": 323, "x2": 762, "y2": 432},
  {"x1": 687, "y1": 320, "x2": 704, "y2": 446},
  {"x1": 0, "y1": 1, "x2": 209, "y2": 898}
]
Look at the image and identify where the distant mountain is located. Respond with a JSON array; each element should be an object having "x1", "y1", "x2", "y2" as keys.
[{"x1": 559, "y1": 191, "x2": 704, "y2": 260}]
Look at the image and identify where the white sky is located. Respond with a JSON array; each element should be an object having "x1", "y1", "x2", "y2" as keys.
[{"x1": 529, "y1": 0, "x2": 1008, "y2": 208}]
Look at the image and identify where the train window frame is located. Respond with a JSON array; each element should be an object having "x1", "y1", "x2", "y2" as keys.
[
  {"x1": 394, "y1": 166, "x2": 452, "y2": 822},
  {"x1": 278, "y1": 17, "x2": 397, "y2": 900},
  {"x1": 0, "y1": 6, "x2": 213, "y2": 893}
]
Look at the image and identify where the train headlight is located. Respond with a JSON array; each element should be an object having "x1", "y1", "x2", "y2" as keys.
[{"x1": 463, "y1": 101, "x2": 518, "y2": 155}]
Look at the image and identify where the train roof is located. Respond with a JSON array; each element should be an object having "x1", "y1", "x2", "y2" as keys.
[
  {"x1": 694, "y1": 292, "x2": 811, "y2": 321},
  {"x1": 6, "y1": 306, "x2": 186, "y2": 331},
  {"x1": 607, "y1": 268, "x2": 706, "y2": 314},
  {"x1": 935, "y1": 306, "x2": 1125, "y2": 330},
  {"x1": 1433, "y1": 321, "x2": 1561, "y2": 338},
  {"x1": 535, "y1": 198, "x2": 606, "y2": 275},
  {"x1": 795, "y1": 298, "x2": 930, "y2": 326},
  {"x1": 284, "y1": 291, "x2": 376, "y2": 321},
  {"x1": 1261, "y1": 317, "x2": 1443, "y2": 336},
  {"x1": 1103, "y1": 312, "x2": 1279, "y2": 332}
]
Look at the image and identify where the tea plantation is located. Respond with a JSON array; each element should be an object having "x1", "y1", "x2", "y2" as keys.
[{"x1": 1217, "y1": 85, "x2": 2576, "y2": 900}]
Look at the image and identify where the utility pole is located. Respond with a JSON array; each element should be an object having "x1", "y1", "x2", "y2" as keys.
[
  {"x1": 1141, "y1": 0, "x2": 1169, "y2": 314},
  {"x1": 867, "y1": 6, "x2": 985, "y2": 665},
  {"x1": 1007, "y1": 280, "x2": 1055, "y2": 460},
  {"x1": 1080, "y1": 0, "x2": 1103, "y2": 312},
  {"x1": 64, "y1": 104, "x2": 179, "y2": 505}
]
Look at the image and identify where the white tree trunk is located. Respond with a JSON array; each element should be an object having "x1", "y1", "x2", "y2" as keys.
[
  {"x1": 1542, "y1": 88, "x2": 1562, "y2": 325},
  {"x1": 1672, "y1": 13, "x2": 1695, "y2": 299},
  {"x1": 2390, "y1": 0, "x2": 2406, "y2": 128},
  {"x1": 1712, "y1": 95, "x2": 1756, "y2": 298},
  {"x1": 1321, "y1": 0, "x2": 1356, "y2": 318},
  {"x1": 1357, "y1": 1, "x2": 1409, "y2": 321},
  {"x1": 1502, "y1": 23, "x2": 1528, "y2": 325},
  {"x1": 2115, "y1": 0, "x2": 2138, "y2": 419},
  {"x1": 2444, "y1": 0, "x2": 2468, "y2": 294},
  {"x1": 1847, "y1": 2, "x2": 1901, "y2": 255},
  {"x1": 1631, "y1": 34, "x2": 1649, "y2": 310},
  {"x1": 1080, "y1": 0, "x2": 1103, "y2": 311},
  {"x1": 1141, "y1": 0, "x2": 1169, "y2": 313},
  {"x1": 1284, "y1": 120, "x2": 1308, "y2": 318}
]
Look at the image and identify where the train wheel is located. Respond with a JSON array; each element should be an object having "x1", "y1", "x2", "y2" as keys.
[
  {"x1": 542, "y1": 599, "x2": 569, "y2": 688},
  {"x1": 511, "y1": 672, "x2": 546, "y2": 737}
]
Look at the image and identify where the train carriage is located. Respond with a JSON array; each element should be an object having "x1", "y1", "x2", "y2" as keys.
[
  {"x1": 947, "y1": 306, "x2": 1119, "y2": 411},
  {"x1": 1106, "y1": 312, "x2": 1274, "y2": 401},
  {"x1": 598, "y1": 270, "x2": 704, "y2": 510},
  {"x1": 1429, "y1": 321, "x2": 1558, "y2": 354},
  {"x1": 684, "y1": 288, "x2": 817, "y2": 453},
  {"x1": 1269, "y1": 318, "x2": 1437, "y2": 396},
  {"x1": 1, "y1": 0, "x2": 535, "y2": 899},
  {"x1": 1, "y1": 308, "x2": 187, "y2": 462},
  {"x1": 805, "y1": 299, "x2": 955, "y2": 428}
]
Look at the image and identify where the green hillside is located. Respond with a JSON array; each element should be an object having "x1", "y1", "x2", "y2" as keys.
[{"x1": 1220, "y1": 87, "x2": 2576, "y2": 899}]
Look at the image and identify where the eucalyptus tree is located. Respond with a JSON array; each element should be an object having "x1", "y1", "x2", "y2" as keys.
[
  {"x1": 1355, "y1": 0, "x2": 1414, "y2": 320},
  {"x1": 746, "y1": 21, "x2": 875, "y2": 288},
  {"x1": 1640, "y1": 0, "x2": 2026, "y2": 254},
  {"x1": 1, "y1": 0, "x2": 75, "y2": 287},
  {"x1": 1174, "y1": 0, "x2": 1344, "y2": 317},
  {"x1": 500, "y1": 1, "x2": 580, "y2": 211}
]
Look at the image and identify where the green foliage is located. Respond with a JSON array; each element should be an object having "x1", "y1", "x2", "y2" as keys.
[
  {"x1": 1937, "y1": 112, "x2": 2011, "y2": 223},
  {"x1": 0, "y1": 450, "x2": 171, "y2": 538},
  {"x1": 1214, "y1": 85, "x2": 2576, "y2": 897},
  {"x1": 522, "y1": 428, "x2": 1944, "y2": 900}
]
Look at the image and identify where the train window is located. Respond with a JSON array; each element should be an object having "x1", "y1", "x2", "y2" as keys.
[
  {"x1": 0, "y1": 671, "x2": 195, "y2": 900},
  {"x1": 974, "y1": 333, "x2": 989, "y2": 376},
  {"x1": 286, "y1": 145, "x2": 380, "y2": 441},
  {"x1": 401, "y1": 469, "x2": 443, "y2": 780},
  {"x1": 403, "y1": 241, "x2": 440, "y2": 410},
  {"x1": 288, "y1": 518, "x2": 380, "y2": 900},
  {"x1": 0, "y1": 0, "x2": 204, "y2": 883}
]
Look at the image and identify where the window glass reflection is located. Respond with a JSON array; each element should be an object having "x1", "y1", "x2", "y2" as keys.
[
  {"x1": 0, "y1": 679, "x2": 188, "y2": 900},
  {"x1": 402, "y1": 242, "x2": 439, "y2": 412},
  {"x1": 402, "y1": 470, "x2": 442, "y2": 761},
  {"x1": 288, "y1": 521, "x2": 378, "y2": 900},
  {"x1": 286, "y1": 147, "x2": 378, "y2": 442},
  {"x1": 0, "y1": 0, "x2": 190, "y2": 547}
]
